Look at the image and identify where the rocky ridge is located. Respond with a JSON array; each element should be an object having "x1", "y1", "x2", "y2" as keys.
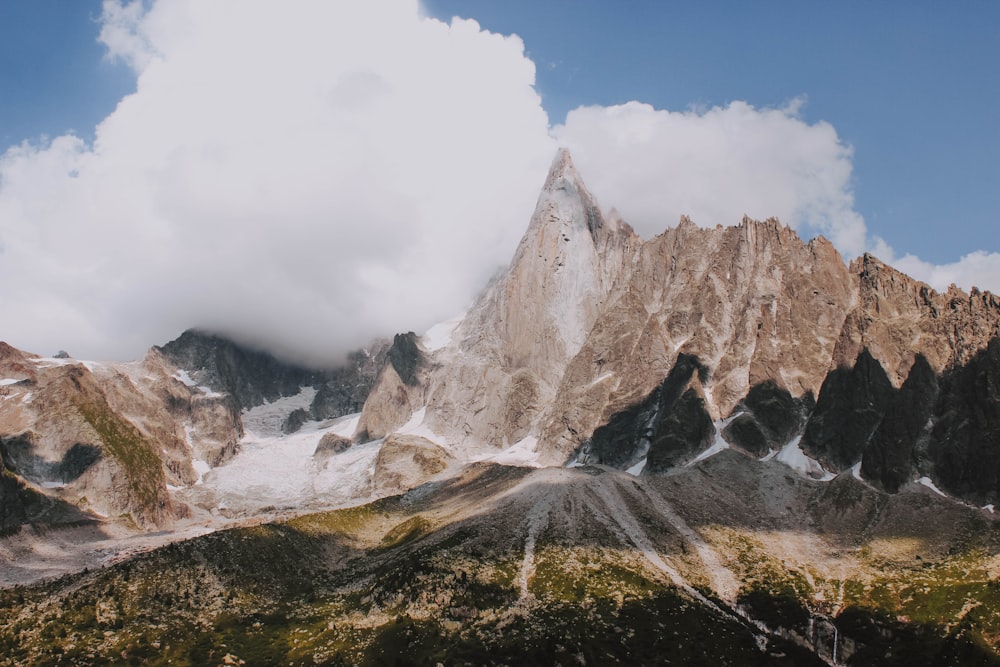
[
  {"x1": 3, "y1": 147, "x2": 1000, "y2": 664},
  {"x1": 358, "y1": 149, "x2": 1000, "y2": 503},
  {"x1": 0, "y1": 331, "x2": 395, "y2": 537}
]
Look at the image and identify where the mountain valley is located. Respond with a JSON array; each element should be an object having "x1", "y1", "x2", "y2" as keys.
[{"x1": 2, "y1": 150, "x2": 1000, "y2": 665}]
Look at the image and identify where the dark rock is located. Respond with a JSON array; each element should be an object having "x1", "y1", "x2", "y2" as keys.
[
  {"x1": 0, "y1": 434, "x2": 102, "y2": 485},
  {"x1": 57, "y1": 443, "x2": 103, "y2": 482},
  {"x1": 645, "y1": 388, "x2": 715, "y2": 472},
  {"x1": 309, "y1": 345, "x2": 391, "y2": 421},
  {"x1": 159, "y1": 329, "x2": 393, "y2": 422},
  {"x1": 724, "y1": 382, "x2": 814, "y2": 456},
  {"x1": 861, "y1": 355, "x2": 938, "y2": 493},
  {"x1": 743, "y1": 382, "x2": 814, "y2": 446},
  {"x1": 0, "y1": 467, "x2": 28, "y2": 536},
  {"x1": 387, "y1": 332, "x2": 423, "y2": 387},
  {"x1": 800, "y1": 349, "x2": 895, "y2": 470},
  {"x1": 928, "y1": 338, "x2": 1000, "y2": 503},
  {"x1": 584, "y1": 354, "x2": 714, "y2": 471},
  {"x1": 0, "y1": 456, "x2": 99, "y2": 536},
  {"x1": 158, "y1": 330, "x2": 322, "y2": 411},
  {"x1": 282, "y1": 408, "x2": 309, "y2": 435},
  {"x1": 723, "y1": 414, "x2": 772, "y2": 457}
]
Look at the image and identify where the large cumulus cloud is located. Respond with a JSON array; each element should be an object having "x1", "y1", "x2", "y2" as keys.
[
  {"x1": 553, "y1": 99, "x2": 868, "y2": 256},
  {"x1": 0, "y1": 0, "x2": 555, "y2": 363},
  {"x1": 1, "y1": 0, "x2": 996, "y2": 365}
]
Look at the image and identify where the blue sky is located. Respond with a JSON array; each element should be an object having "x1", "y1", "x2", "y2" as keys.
[
  {"x1": 424, "y1": 0, "x2": 1000, "y2": 264},
  {"x1": 0, "y1": 1, "x2": 998, "y2": 360}
]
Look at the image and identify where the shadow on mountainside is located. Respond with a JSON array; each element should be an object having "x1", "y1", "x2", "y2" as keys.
[
  {"x1": 0, "y1": 444, "x2": 104, "y2": 538},
  {"x1": 578, "y1": 339, "x2": 1000, "y2": 506},
  {"x1": 4, "y1": 462, "x2": 1000, "y2": 665}
]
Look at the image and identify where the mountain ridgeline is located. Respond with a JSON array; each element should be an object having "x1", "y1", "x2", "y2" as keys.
[
  {"x1": 3, "y1": 149, "x2": 1000, "y2": 665},
  {"x1": 356, "y1": 149, "x2": 1000, "y2": 504}
]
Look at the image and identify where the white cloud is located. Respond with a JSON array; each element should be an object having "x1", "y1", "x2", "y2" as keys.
[
  {"x1": 2, "y1": 1, "x2": 996, "y2": 366},
  {"x1": 0, "y1": 0, "x2": 555, "y2": 364},
  {"x1": 552, "y1": 100, "x2": 1000, "y2": 296},
  {"x1": 97, "y1": 0, "x2": 157, "y2": 71},
  {"x1": 552, "y1": 100, "x2": 869, "y2": 257},
  {"x1": 870, "y1": 238, "x2": 1000, "y2": 294}
]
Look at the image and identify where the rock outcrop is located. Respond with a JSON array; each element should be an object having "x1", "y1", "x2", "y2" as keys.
[
  {"x1": 358, "y1": 149, "x2": 639, "y2": 453},
  {"x1": 0, "y1": 331, "x2": 395, "y2": 533},
  {"x1": 371, "y1": 433, "x2": 453, "y2": 496},
  {"x1": 358, "y1": 148, "x2": 1000, "y2": 503},
  {"x1": 0, "y1": 359, "x2": 181, "y2": 529}
]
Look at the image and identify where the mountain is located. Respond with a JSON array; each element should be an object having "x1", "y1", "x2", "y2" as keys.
[
  {"x1": 357, "y1": 150, "x2": 1000, "y2": 502},
  {"x1": 0, "y1": 331, "x2": 393, "y2": 548},
  {"x1": 2, "y1": 148, "x2": 1000, "y2": 665},
  {"x1": 4, "y1": 461, "x2": 1000, "y2": 665}
]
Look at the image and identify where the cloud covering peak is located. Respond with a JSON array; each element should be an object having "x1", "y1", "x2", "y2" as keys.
[
  {"x1": 1, "y1": 0, "x2": 995, "y2": 365},
  {"x1": 1, "y1": 0, "x2": 555, "y2": 364}
]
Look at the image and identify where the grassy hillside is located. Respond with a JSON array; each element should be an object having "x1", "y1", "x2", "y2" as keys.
[{"x1": 3, "y1": 462, "x2": 1000, "y2": 666}]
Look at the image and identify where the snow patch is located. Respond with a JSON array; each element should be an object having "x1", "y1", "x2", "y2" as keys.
[
  {"x1": 327, "y1": 413, "x2": 360, "y2": 439},
  {"x1": 701, "y1": 385, "x2": 717, "y2": 415},
  {"x1": 688, "y1": 439, "x2": 729, "y2": 467},
  {"x1": 851, "y1": 461, "x2": 863, "y2": 481},
  {"x1": 173, "y1": 369, "x2": 198, "y2": 387},
  {"x1": 774, "y1": 436, "x2": 835, "y2": 481},
  {"x1": 172, "y1": 369, "x2": 224, "y2": 398},
  {"x1": 241, "y1": 387, "x2": 317, "y2": 438},
  {"x1": 983, "y1": 504, "x2": 995, "y2": 514},
  {"x1": 687, "y1": 412, "x2": 744, "y2": 468},
  {"x1": 0, "y1": 378, "x2": 21, "y2": 386},
  {"x1": 626, "y1": 458, "x2": 647, "y2": 476},
  {"x1": 395, "y1": 407, "x2": 450, "y2": 448},
  {"x1": 486, "y1": 436, "x2": 543, "y2": 468},
  {"x1": 31, "y1": 356, "x2": 98, "y2": 370},
  {"x1": 189, "y1": 424, "x2": 383, "y2": 511},
  {"x1": 586, "y1": 372, "x2": 615, "y2": 388},
  {"x1": 191, "y1": 459, "x2": 211, "y2": 485},
  {"x1": 422, "y1": 313, "x2": 465, "y2": 352},
  {"x1": 400, "y1": 407, "x2": 426, "y2": 432},
  {"x1": 918, "y1": 476, "x2": 947, "y2": 498}
]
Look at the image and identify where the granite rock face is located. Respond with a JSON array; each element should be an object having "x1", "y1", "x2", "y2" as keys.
[
  {"x1": 359, "y1": 148, "x2": 1000, "y2": 503},
  {"x1": 158, "y1": 330, "x2": 390, "y2": 422},
  {"x1": 928, "y1": 338, "x2": 1000, "y2": 502},
  {"x1": 723, "y1": 382, "x2": 815, "y2": 458},
  {"x1": 0, "y1": 357, "x2": 181, "y2": 529},
  {"x1": 358, "y1": 149, "x2": 639, "y2": 453},
  {"x1": 0, "y1": 332, "x2": 394, "y2": 533},
  {"x1": 371, "y1": 433, "x2": 453, "y2": 496}
]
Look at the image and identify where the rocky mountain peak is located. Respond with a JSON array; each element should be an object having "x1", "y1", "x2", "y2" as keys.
[
  {"x1": 525, "y1": 147, "x2": 608, "y2": 250},
  {"x1": 460, "y1": 147, "x2": 634, "y2": 372},
  {"x1": 834, "y1": 253, "x2": 1000, "y2": 385}
]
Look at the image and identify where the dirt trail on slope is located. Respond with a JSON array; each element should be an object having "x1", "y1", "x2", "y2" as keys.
[
  {"x1": 518, "y1": 486, "x2": 557, "y2": 599},
  {"x1": 634, "y1": 480, "x2": 741, "y2": 603},
  {"x1": 588, "y1": 473, "x2": 727, "y2": 614}
]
